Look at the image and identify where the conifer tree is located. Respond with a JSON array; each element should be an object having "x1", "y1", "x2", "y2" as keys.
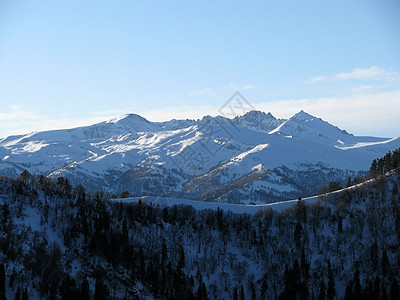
[
  {"x1": 373, "y1": 277, "x2": 381, "y2": 300},
  {"x1": 318, "y1": 278, "x2": 326, "y2": 300},
  {"x1": 369, "y1": 159, "x2": 377, "y2": 177},
  {"x1": 80, "y1": 278, "x2": 90, "y2": 300},
  {"x1": 161, "y1": 240, "x2": 168, "y2": 266},
  {"x1": 260, "y1": 279, "x2": 268, "y2": 298},
  {"x1": 196, "y1": 281, "x2": 208, "y2": 300},
  {"x1": 49, "y1": 282, "x2": 57, "y2": 300},
  {"x1": 353, "y1": 266, "x2": 362, "y2": 298},
  {"x1": 239, "y1": 285, "x2": 245, "y2": 300},
  {"x1": 94, "y1": 279, "x2": 104, "y2": 300},
  {"x1": 327, "y1": 261, "x2": 336, "y2": 300},
  {"x1": 1, "y1": 203, "x2": 10, "y2": 232},
  {"x1": 21, "y1": 288, "x2": 28, "y2": 300},
  {"x1": 382, "y1": 249, "x2": 390, "y2": 277},
  {"x1": 337, "y1": 216, "x2": 343, "y2": 233},
  {"x1": 232, "y1": 286, "x2": 238, "y2": 300},
  {"x1": 177, "y1": 245, "x2": 185, "y2": 272},
  {"x1": 344, "y1": 284, "x2": 353, "y2": 300},
  {"x1": 15, "y1": 287, "x2": 21, "y2": 300},
  {"x1": 346, "y1": 177, "x2": 352, "y2": 188},
  {"x1": 0, "y1": 263, "x2": 6, "y2": 300},
  {"x1": 391, "y1": 279, "x2": 399, "y2": 300}
]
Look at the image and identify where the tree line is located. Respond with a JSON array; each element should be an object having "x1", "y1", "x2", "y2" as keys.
[{"x1": 369, "y1": 147, "x2": 400, "y2": 177}]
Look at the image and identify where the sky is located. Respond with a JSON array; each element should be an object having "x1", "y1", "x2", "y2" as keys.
[{"x1": 0, "y1": 0, "x2": 399, "y2": 138}]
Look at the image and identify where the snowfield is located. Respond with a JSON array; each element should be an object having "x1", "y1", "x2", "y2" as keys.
[
  {"x1": 113, "y1": 175, "x2": 378, "y2": 214},
  {"x1": 1, "y1": 110, "x2": 399, "y2": 203},
  {"x1": 113, "y1": 195, "x2": 318, "y2": 214}
]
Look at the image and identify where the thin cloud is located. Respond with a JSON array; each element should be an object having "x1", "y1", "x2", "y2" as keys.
[
  {"x1": 350, "y1": 85, "x2": 373, "y2": 93},
  {"x1": 139, "y1": 105, "x2": 219, "y2": 122},
  {"x1": 335, "y1": 66, "x2": 392, "y2": 80},
  {"x1": 0, "y1": 105, "x2": 42, "y2": 122},
  {"x1": 0, "y1": 106, "x2": 118, "y2": 138},
  {"x1": 257, "y1": 89, "x2": 400, "y2": 137},
  {"x1": 0, "y1": 105, "x2": 45, "y2": 137},
  {"x1": 2, "y1": 89, "x2": 399, "y2": 139},
  {"x1": 304, "y1": 76, "x2": 326, "y2": 84},
  {"x1": 241, "y1": 85, "x2": 256, "y2": 91},
  {"x1": 305, "y1": 66, "x2": 400, "y2": 84}
]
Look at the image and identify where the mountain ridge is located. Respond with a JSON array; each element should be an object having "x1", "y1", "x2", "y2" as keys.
[{"x1": 1, "y1": 110, "x2": 399, "y2": 203}]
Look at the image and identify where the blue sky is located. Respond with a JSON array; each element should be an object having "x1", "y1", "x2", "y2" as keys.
[{"x1": 0, "y1": 0, "x2": 399, "y2": 138}]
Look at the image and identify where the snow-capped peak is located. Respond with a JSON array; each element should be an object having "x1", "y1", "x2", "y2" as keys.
[
  {"x1": 107, "y1": 113, "x2": 159, "y2": 132},
  {"x1": 241, "y1": 110, "x2": 275, "y2": 120},
  {"x1": 290, "y1": 110, "x2": 316, "y2": 122},
  {"x1": 1, "y1": 109, "x2": 399, "y2": 203},
  {"x1": 268, "y1": 110, "x2": 353, "y2": 145},
  {"x1": 232, "y1": 110, "x2": 284, "y2": 132},
  {"x1": 108, "y1": 113, "x2": 150, "y2": 125}
]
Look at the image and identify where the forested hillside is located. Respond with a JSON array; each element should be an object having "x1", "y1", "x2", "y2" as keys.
[{"x1": 0, "y1": 149, "x2": 400, "y2": 299}]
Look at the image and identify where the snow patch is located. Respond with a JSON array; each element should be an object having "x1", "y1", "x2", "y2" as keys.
[
  {"x1": 234, "y1": 144, "x2": 269, "y2": 161},
  {"x1": 113, "y1": 195, "x2": 318, "y2": 214},
  {"x1": 251, "y1": 164, "x2": 264, "y2": 171},
  {"x1": 335, "y1": 137, "x2": 399, "y2": 150},
  {"x1": 12, "y1": 141, "x2": 49, "y2": 154},
  {"x1": 268, "y1": 120, "x2": 287, "y2": 134}
]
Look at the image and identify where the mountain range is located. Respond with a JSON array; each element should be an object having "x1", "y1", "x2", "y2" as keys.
[{"x1": 1, "y1": 110, "x2": 399, "y2": 203}]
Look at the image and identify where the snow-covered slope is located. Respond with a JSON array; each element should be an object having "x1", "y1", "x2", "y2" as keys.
[
  {"x1": 113, "y1": 172, "x2": 378, "y2": 215},
  {"x1": 1, "y1": 110, "x2": 399, "y2": 203}
]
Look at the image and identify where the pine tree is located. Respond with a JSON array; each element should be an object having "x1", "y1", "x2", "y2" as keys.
[
  {"x1": 21, "y1": 288, "x2": 28, "y2": 300},
  {"x1": 382, "y1": 249, "x2": 390, "y2": 277},
  {"x1": 161, "y1": 240, "x2": 168, "y2": 266},
  {"x1": 391, "y1": 279, "x2": 399, "y2": 300},
  {"x1": 369, "y1": 159, "x2": 377, "y2": 177},
  {"x1": 373, "y1": 277, "x2": 381, "y2": 300},
  {"x1": 280, "y1": 264, "x2": 297, "y2": 299},
  {"x1": 177, "y1": 245, "x2": 185, "y2": 272},
  {"x1": 337, "y1": 217, "x2": 343, "y2": 233},
  {"x1": 196, "y1": 281, "x2": 208, "y2": 300},
  {"x1": 49, "y1": 282, "x2": 58, "y2": 300},
  {"x1": 382, "y1": 285, "x2": 388, "y2": 300},
  {"x1": 318, "y1": 278, "x2": 326, "y2": 300},
  {"x1": 370, "y1": 241, "x2": 378, "y2": 269},
  {"x1": 240, "y1": 285, "x2": 245, "y2": 300},
  {"x1": 163, "y1": 207, "x2": 169, "y2": 223},
  {"x1": 232, "y1": 286, "x2": 238, "y2": 300},
  {"x1": 300, "y1": 248, "x2": 310, "y2": 279},
  {"x1": 0, "y1": 263, "x2": 6, "y2": 300},
  {"x1": 377, "y1": 159, "x2": 384, "y2": 175},
  {"x1": 294, "y1": 222, "x2": 303, "y2": 249},
  {"x1": 260, "y1": 279, "x2": 268, "y2": 298},
  {"x1": 94, "y1": 279, "x2": 104, "y2": 300},
  {"x1": 250, "y1": 282, "x2": 256, "y2": 300},
  {"x1": 18, "y1": 170, "x2": 31, "y2": 186},
  {"x1": 15, "y1": 287, "x2": 21, "y2": 300},
  {"x1": 80, "y1": 278, "x2": 90, "y2": 300},
  {"x1": 327, "y1": 261, "x2": 336, "y2": 300},
  {"x1": 353, "y1": 267, "x2": 362, "y2": 298},
  {"x1": 1, "y1": 203, "x2": 10, "y2": 232},
  {"x1": 344, "y1": 284, "x2": 353, "y2": 300},
  {"x1": 383, "y1": 152, "x2": 392, "y2": 173}
]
